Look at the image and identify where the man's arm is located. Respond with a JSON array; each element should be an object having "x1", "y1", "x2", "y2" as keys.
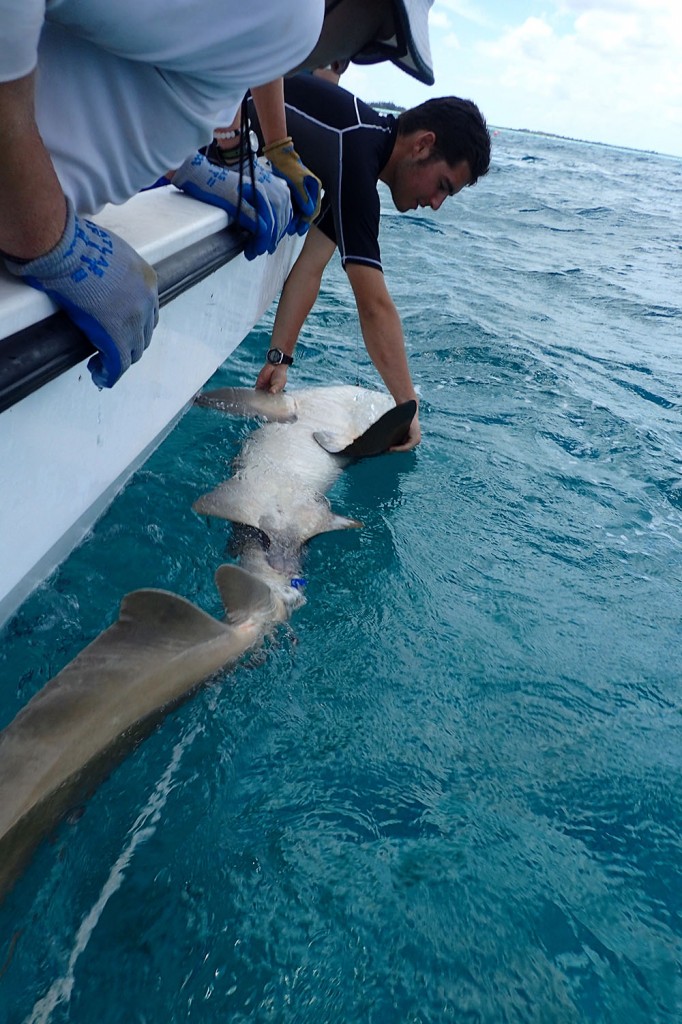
[
  {"x1": 250, "y1": 80, "x2": 287, "y2": 147},
  {"x1": 345, "y1": 262, "x2": 421, "y2": 451},
  {"x1": 252, "y1": 80, "x2": 321, "y2": 225},
  {"x1": 207, "y1": 80, "x2": 320, "y2": 228},
  {"x1": 255, "y1": 225, "x2": 335, "y2": 391},
  {"x1": 0, "y1": 73, "x2": 67, "y2": 258},
  {"x1": 0, "y1": 72, "x2": 159, "y2": 388},
  {"x1": 205, "y1": 80, "x2": 287, "y2": 157}
]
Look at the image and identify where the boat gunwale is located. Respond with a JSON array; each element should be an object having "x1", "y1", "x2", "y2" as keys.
[{"x1": 0, "y1": 226, "x2": 246, "y2": 414}]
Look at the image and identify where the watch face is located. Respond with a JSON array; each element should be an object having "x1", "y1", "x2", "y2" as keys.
[{"x1": 267, "y1": 348, "x2": 292, "y2": 366}]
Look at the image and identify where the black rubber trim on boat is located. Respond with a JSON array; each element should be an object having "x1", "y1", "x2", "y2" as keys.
[{"x1": 0, "y1": 227, "x2": 246, "y2": 414}]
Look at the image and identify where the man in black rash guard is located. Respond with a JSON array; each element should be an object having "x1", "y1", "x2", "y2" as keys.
[{"x1": 250, "y1": 75, "x2": 491, "y2": 451}]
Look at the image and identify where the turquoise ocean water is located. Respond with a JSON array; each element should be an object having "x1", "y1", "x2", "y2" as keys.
[{"x1": 1, "y1": 130, "x2": 681, "y2": 1022}]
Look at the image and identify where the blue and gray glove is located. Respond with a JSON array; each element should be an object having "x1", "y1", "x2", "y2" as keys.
[
  {"x1": 173, "y1": 152, "x2": 294, "y2": 260},
  {"x1": 4, "y1": 197, "x2": 158, "y2": 388},
  {"x1": 262, "y1": 136, "x2": 322, "y2": 233}
]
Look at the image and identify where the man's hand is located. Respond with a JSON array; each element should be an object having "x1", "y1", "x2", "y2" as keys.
[
  {"x1": 255, "y1": 362, "x2": 289, "y2": 393},
  {"x1": 263, "y1": 137, "x2": 322, "y2": 230},
  {"x1": 172, "y1": 153, "x2": 294, "y2": 259},
  {"x1": 4, "y1": 197, "x2": 158, "y2": 388},
  {"x1": 390, "y1": 410, "x2": 421, "y2": 452}
]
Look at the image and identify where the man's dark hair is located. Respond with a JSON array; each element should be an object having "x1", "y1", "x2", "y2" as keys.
[{"x1": 397, "y1": 97, "x2": 491, "y2": 184}]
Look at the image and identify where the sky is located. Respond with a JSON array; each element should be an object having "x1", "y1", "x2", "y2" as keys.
[{"x1": 340, "y1": 0, "x2": 682, "y2": 157}]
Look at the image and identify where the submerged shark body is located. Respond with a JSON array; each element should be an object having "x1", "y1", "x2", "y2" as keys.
[
  {"x1": 0, "y1": 566, "x2": 286, "y2": 900},
  {"x1": 0, "y1": 385, "x2": 412, "y2": 899},
  {"x1": 194, "y1": 385, "x2": 415, "y2": 575}
]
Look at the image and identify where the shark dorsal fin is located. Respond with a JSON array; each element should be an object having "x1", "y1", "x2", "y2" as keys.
[
  {"x1": 196, "y1": 388, "x2": 296, "y2": 423},
  {"x1": 314, "y1": 400, "x2": 417, "y2": 458},
  {"x1": 117, "y1": 589, "x2": 229, "y2": 645}
]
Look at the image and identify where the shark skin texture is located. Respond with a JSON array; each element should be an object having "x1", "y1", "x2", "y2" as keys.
[
  {"x1": 0, "y1": 386, "x2": 413, "y2": 899},
  {"x1": 193, "y1": 385, "x2": 415, "y2": 575}
]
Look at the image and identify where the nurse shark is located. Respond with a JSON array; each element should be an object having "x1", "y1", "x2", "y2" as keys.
[
  {"x1": 193, "y1": 384, "x2": 415, "y2": 579},
  {"x1": 0, "y1": 386, "x2": 414, "y2": 898},
  {"x1": 0, "y1": 565, "x2": 287, "y2": 900}
]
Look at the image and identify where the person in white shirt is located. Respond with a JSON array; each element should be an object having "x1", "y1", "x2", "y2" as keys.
[{"x1": 0, "y1": 0, "x2": 434, "y2": 388}]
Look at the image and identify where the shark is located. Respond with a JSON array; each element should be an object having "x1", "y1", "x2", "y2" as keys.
[
  {"x1": 0, "y1": 385, "x2": 413, "y2": 899},
  {"x1": 193, "y1": 384, "x2": 416, "y2": 579},
  {"x1": 0, "y1": 565, "x2": 286, "y2": 900}
]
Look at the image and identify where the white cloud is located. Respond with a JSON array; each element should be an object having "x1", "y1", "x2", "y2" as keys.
[
  {"x1": 494, "y1": 16, "x2": 553, "y2": 61},
  {"x1": 429, "y1": 10, "x2": 452, "y2": 30},
  {"x1": 448, "y1": 3, "x2": 682, "y2": 153},
  {"x1": 340, "y1": 0, "x2": 682, "y2": 154},
  {"x1": 433, "y1": 0, "x2": 493, "y2": 28},
  {"x1": 574, "y1": 11, "x2": 640, "y2": 53},
  {"x1": 442, "y1": 32, "x2": 462, "y2": 50},
  {"x1": 556, "y1": 0, "x2": 676, "y2": 15}
]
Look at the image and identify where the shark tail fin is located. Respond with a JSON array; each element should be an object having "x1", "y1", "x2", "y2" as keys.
[
  {"x1": 214, "y1": 564, "x2": 281, "y2": 625},
  {"x1": 196, "y1": 387, "x2": 297, "y2": 423},
  {"x1": 314, "y1": 400, "x2": 417, "y2": 458}
]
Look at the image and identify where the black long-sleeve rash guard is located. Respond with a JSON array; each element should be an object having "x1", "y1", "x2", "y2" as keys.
[{"x1": 252, "y1": 75, "x2": 397, "y2": 272}]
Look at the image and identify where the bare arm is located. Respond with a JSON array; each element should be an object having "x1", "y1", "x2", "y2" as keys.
[
  {"x1": 255, "y1": 225, "x2": 335, "y2": 391},
  {"x1": 250, "y1": 80, "x2": 287, "y2": 147},
  {"x1": 345, "y1": 262, "x2": 420, "y2": 450},
  {"x1": 0, "y1": 72, "x2": 67, "y2": 258},
  {"x1": 209, "y1": 79, "x2": 287, "y2": 153}
]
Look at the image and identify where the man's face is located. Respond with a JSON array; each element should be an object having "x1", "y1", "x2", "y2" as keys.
[{"x1": 389, "y1": 152, "x2": 472, "y2": 213}]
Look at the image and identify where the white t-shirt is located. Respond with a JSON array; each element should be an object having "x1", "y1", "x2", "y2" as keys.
[{"x1": 0, "y1": 0, "x2": 323, "y2": 213}]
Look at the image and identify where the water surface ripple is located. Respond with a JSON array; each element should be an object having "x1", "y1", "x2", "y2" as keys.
[{"x1": 1, "y1": 130, "x2": 681, "y2": 1023}]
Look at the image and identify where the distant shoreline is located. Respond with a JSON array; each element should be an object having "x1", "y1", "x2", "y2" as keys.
[
  {"x1": 369, "y1": 102, "x2": 677, "y2": 159},
  {"x1": 490, "y1": 125, "x2": 672, "y2": 158}
]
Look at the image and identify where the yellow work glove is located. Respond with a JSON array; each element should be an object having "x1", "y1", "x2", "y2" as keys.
[{"x1": 263, "y1": 137, "x2": 322, "y2": 230}]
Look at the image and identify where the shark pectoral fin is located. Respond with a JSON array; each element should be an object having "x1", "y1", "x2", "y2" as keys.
[
  {"x1": 315, "y1": 400, "x2": 418, "y2": 458},
  {"x1": 302, "y1": 511, "x2": 363, "y2": 543},
  {"x1": 328, "y1": 514, "x2": 363, "y2": 531},
  {"x1": 193, "y1": 481, "x2": 258, "y2": 529},
  {"x1": 214, "y1": 564, "x2": 281, "y2": 625},
  {"x1": 196, "y1": 387, "x2": 297, "y2": 423}
]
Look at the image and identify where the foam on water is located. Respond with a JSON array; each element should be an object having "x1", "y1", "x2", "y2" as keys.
[{"x1": 1, "y1": 130, "x2": 681, "y2": 1022}]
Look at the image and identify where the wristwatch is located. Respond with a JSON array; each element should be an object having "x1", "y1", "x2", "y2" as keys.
[{"x1": 266, "y1": 347, "x2": 294, "y2": 366}]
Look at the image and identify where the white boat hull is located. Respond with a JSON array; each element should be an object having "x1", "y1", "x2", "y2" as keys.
[{"x1": 0, "y1": 188, "x2": 302, "y2": 627}]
